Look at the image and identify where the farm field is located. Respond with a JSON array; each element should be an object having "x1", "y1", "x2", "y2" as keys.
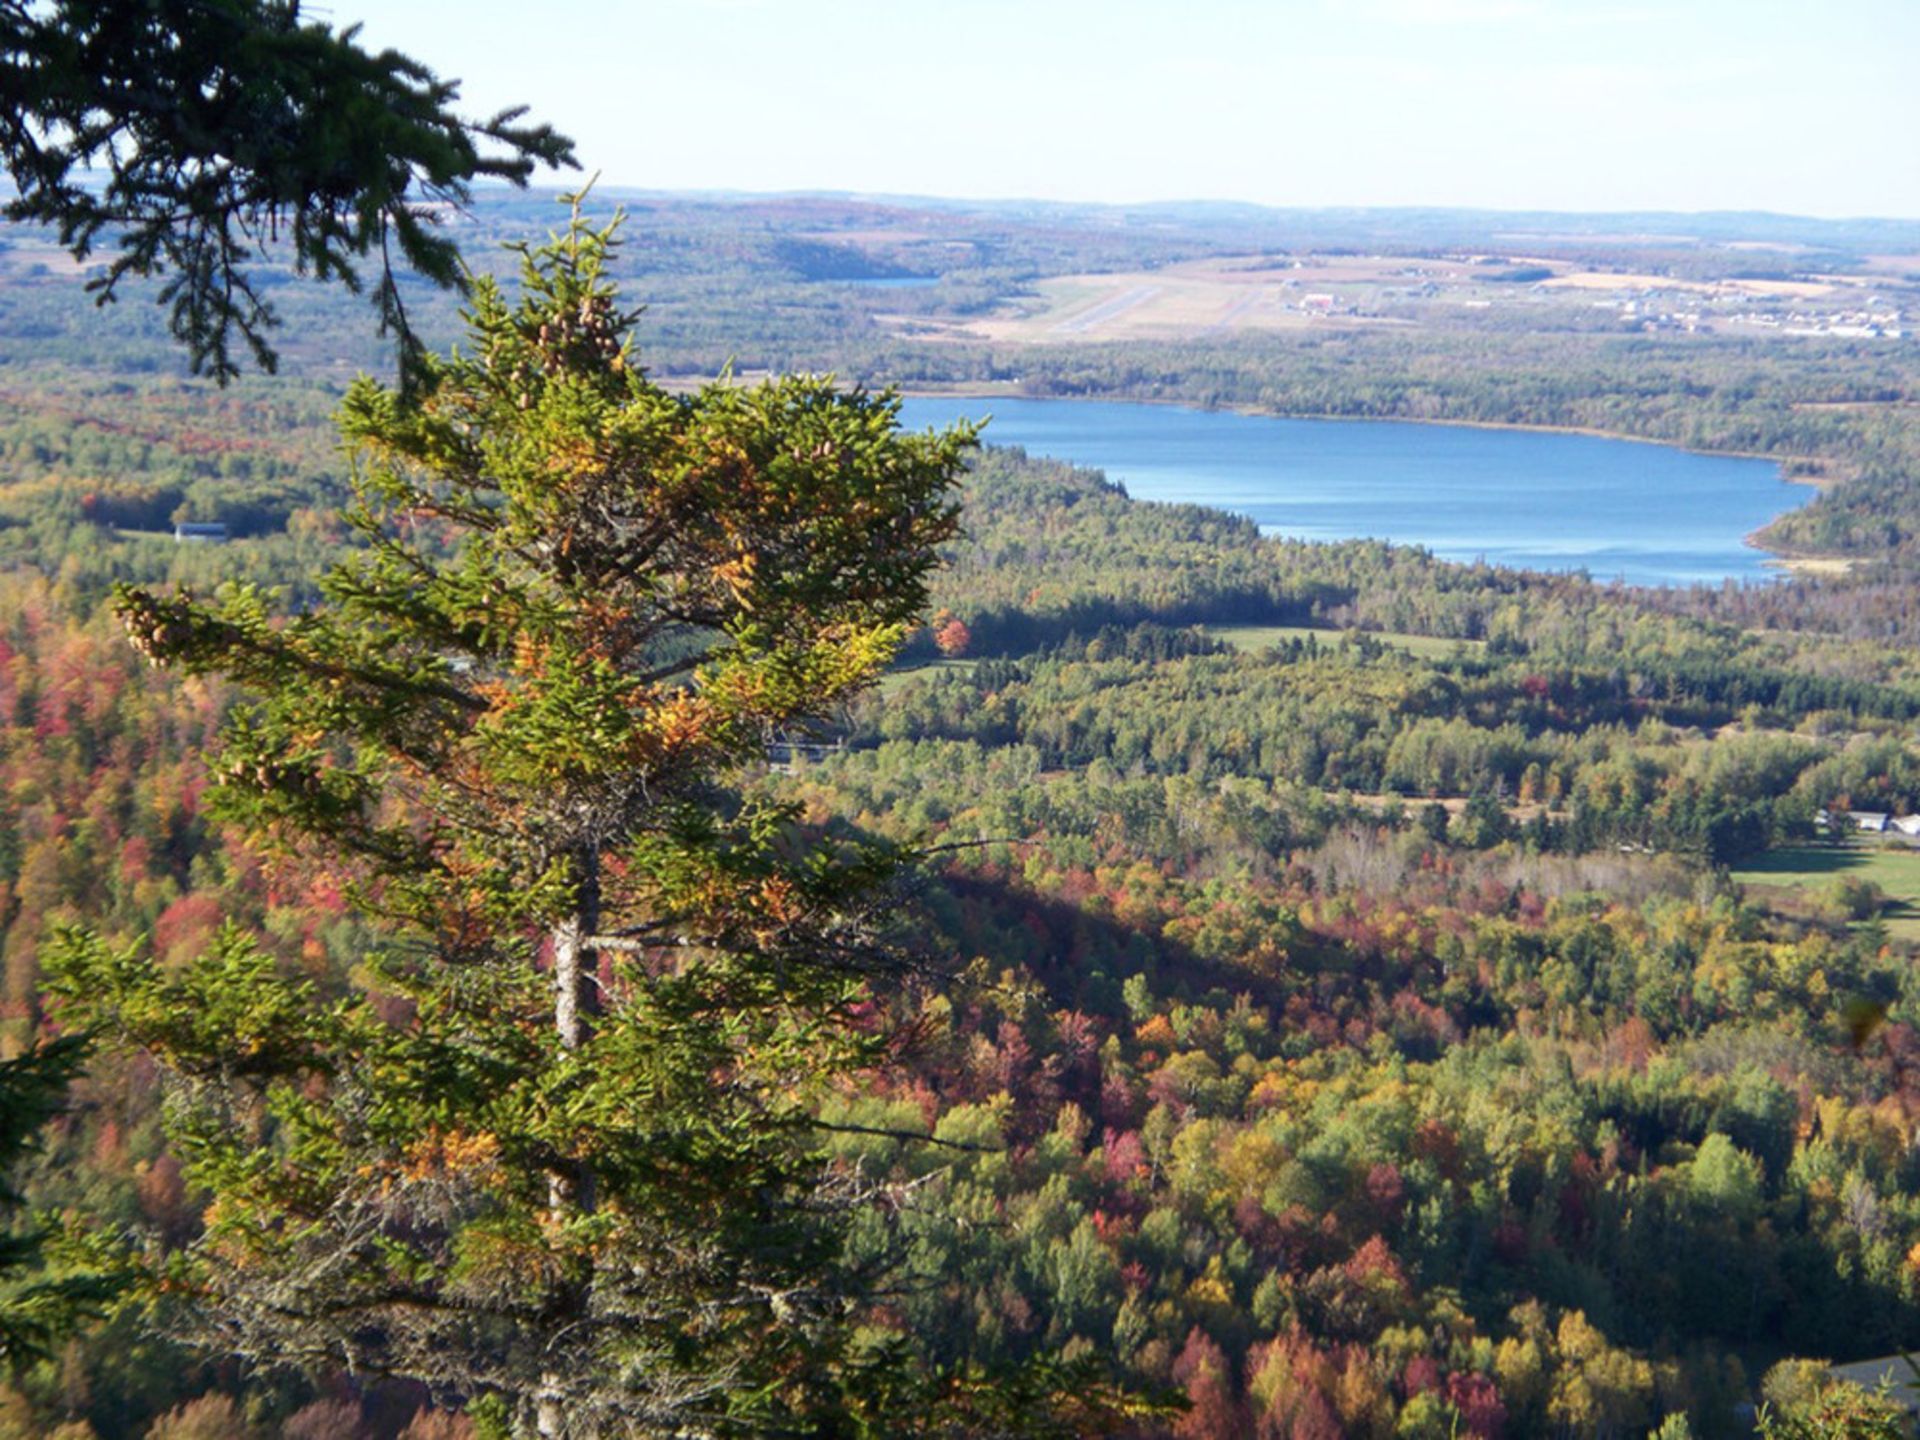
[{"x1": 1733, "y1": 843, "x2": 1920, "y2": 940}]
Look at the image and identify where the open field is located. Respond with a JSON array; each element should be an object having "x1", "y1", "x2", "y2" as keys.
[
  {"x1": 872, "y1": 247, "x2": 1900, "y2": 346},
  {"x1": 877, "y1": 657, "x2": 979, "y2": 696},
  {"x1": 1206, "y1": 624, "x2": 1485, "y2": 661},
  {"x1": 907, "y1": 255, "x2": 1465, "y2": 344},
  {"x1": 935, "y1": 266, "x2": 1313, "y2": 343},
  {"x1": 1541, "y1": 272, "x2": 1838, "y2": 299},
  {"x1": 1733, "y1": 843, "x2": 1920, "y2": 940},
  {"x1": 1343, "y1": 791, "x2": 1568, "y2": 826}
]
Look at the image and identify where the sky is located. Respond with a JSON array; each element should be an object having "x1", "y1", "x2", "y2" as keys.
[{"x1": 351, "y1": 0, "x2": 1920, "y2": 218}]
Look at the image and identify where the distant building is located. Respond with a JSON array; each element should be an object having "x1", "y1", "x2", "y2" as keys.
[
  {"x1": 173, "y1": 522, "x2": 229, "y2": 543},
  {"x1": 1892, "y1": 815, "x2": 1920, "y2": 837},
  {"x1": 1850, "y1": 811, "x2": 1890, "y2": 833}
]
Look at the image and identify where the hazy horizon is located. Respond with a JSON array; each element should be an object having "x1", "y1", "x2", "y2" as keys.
[
  {"x1": 357, "y1": 0, "x2": 1920, "y2": 221},
  {"x1": 572, "y1": 185, "x2": 1920, "y2": 227}
]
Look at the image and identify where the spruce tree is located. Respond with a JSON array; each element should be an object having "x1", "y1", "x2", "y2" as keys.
[
  {"x1": 0, "y1": 1036, "x2": 117, "y2": 1367},
  {"x1": 46, "y1": 203, "x2": 981, "y2": 1435},
  {"x1": 0, "y1": 0, "x2": 574, "y2": 380}
]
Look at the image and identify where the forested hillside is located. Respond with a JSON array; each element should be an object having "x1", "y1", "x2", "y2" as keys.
[
  {"x1": 2, "y1": 191, "x2": 1920, "y2": 1437},
  {"x1": 8, "y1": 186, "x2": 1919, "y2": 596},
  {"x1": 2, "y1": 407, "x2": 1919, "y2": 1432}
]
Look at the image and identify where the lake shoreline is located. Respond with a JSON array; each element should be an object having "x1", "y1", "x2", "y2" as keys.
[
  {"x1": 672, "y1": 372, "x2": 1834, "y2": 494},
  {"x1": 1764, "y1": 554, "x2": 1859, "y2": 579},
  {"x1": 899, "y1": 385, "x2": 1830, "y2": 573},
  {"x1": 898, "y1": 389, "x2": 1812, "y2": 587},
  {"x1": 896, "y1": 382, "x2": 1828, "y2": 483}
]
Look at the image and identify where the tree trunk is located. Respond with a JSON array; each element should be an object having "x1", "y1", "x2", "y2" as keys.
[
  {"x1": 538, "y1": 850, "x2": 602, "y2": 1439},
  {"x1": 552, "y1": 864, "x2": 601, "y2": 1036}
]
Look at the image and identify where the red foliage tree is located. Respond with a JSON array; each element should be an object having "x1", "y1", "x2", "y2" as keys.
[
  {"x1": 1447, "y1": 1371, "x2": 1509, "y2": 1439},
  {"x1": 934, "y1": 616, "x2": 973, "y2": 657},
  {"x1": 1172, "y1": 1327, "x2": 1246, "y2": 1440},
  {"x1": 1403, "y1": 1353, "x2": 1442, "y2": 1397},
  {"x1": 1289, "y1": 1388, "x2": 1343, "y2": 1440}
]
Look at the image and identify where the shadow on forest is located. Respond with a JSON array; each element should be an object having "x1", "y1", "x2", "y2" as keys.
[{"x1": 931, "y1": 866, "x2": 1296, "y2": 1017}]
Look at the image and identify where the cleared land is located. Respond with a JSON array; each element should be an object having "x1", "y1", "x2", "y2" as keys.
[
  {"x1": 877, "y1": 657, "x2": 979, "y2": 696},
  {"x1": 1541, "y1": 272, "x2": 1837, "y2": 299},
  {"x1": 877, "y1": 629, "x2": 1479, "y2": 692},
  {"x1": 1206, "y1": 624, "x2": 1486, "y2": 662},
  {"x1": 872, "y1": 248, "x2": 1897, "y2": 347},
  {"x1": 1733, "y1": 843, "x2": 1920, "y2": 940},
  {"x1": 907, "y1": 256, "x2": 1459, "y2": 344}
]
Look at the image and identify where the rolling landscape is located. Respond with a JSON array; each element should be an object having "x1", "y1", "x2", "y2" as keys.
[{"x1": 3, "y1": 3, "x2": 1920, "y2": 1438}]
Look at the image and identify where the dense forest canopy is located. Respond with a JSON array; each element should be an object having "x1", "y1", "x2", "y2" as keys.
[{"x1": 0, "y1": 190, "x2": 1919, "y2": 1436}]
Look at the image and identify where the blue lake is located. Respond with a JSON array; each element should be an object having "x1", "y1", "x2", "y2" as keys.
[
  {"x1": 894, "y1": 396, "x2": 1809, "y2": 588},
  {"x1": 838, "y1": 275, "x2": 941, "y2": 289}
]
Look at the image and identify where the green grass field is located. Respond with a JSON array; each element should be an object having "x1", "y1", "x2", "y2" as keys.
[
  {"x1": 1733, "y1": 843, "x2": 1920, "y2": 940},
  {"x1": 1204, "y1": 624, "x2": 1485, "y2": 661},
  {"x1": 877, "y1": 657, "x2": 979, "y2": 697}
]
